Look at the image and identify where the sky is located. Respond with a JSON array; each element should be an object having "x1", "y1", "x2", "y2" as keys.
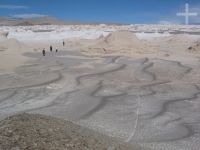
[{"x1": 0, "y1": 0, "x2": 200, "y2": 24}]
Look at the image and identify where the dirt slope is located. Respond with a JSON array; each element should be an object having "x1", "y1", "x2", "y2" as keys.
[{"x1": 0, "y1": 113, "x2": 141, "y2": 150}]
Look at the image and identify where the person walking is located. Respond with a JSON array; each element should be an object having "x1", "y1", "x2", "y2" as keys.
[
  {"x1": 50, "y1": 45, "x2": 53, "y2": 52},
  {"x1": 42, "y1": 48, "x2": 46, "y2": 56},
  {"x1": 63, "y1": 40, "x2": 65, "y2": 46}
]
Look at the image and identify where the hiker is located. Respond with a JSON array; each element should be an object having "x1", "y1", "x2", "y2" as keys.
[
  {"x1": 56, "y1": 49, "x2": 58, "y2": 53},
  {"x1": 42, "y1": 48, "x2": 46, "y2": 56},
  {"x1": 63, "y1": 40, "x2": 65, "y2": 46},
  {"x1": 50, "y1": 45, "x2": 53, "y2": 52}
]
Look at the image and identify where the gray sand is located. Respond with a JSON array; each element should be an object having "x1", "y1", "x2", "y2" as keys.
[{"x1": 1, "y1": 50, "x2": 200, "y2": 150}]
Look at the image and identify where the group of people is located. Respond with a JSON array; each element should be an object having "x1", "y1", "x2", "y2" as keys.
[
  {"x1": 42, "y1": 46, "x2": 58, "y2": 56},
  {"x1": 42, "y1": 41, "x2": 65, "y2": 56}
]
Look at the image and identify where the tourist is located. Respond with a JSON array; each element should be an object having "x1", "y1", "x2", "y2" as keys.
[
  {"x1": 42, "y1": 48, "x2": 46, "y2": 56},
  {"x1": 50, "y1": 45, "x2": 53, "y2": 52}
]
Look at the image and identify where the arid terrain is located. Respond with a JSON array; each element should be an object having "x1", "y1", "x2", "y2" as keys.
[
  {"x1": 0, "y1": 113, "x2": 138, "y2": 150},
  {"x1": 1, "y1": 24, "x2": 200, "y2": 150}
]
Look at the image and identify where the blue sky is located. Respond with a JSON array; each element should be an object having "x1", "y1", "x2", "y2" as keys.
[{"x1": 0, "y1": 0, "x2": 200, "y2": 24}]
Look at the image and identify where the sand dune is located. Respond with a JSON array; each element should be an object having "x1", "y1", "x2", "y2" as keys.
[
  {"x1": 93, "y1": 31, "x2": 143, "y2": 48},
  {"x1": 81, "y1": 31, "x2": 157, "y2": 55},
  {"x1": 187, "y1": 40, "x2": 200, "y2": 52},
  {"x1": 164, "y1": 34, "x2": 197, "y2": 44},
  {"x1": 0, "y1": 37, "x2": 29, "y2": 71},
  {"x1": 162, "y1": 35, "x2": 200, "y2": 53},
  {"x1": 0, "y1": 32, "x2": 8, "y2": 39},
  {"x1": 0, "y1": 38, "x2": 26, "y2": 51}
]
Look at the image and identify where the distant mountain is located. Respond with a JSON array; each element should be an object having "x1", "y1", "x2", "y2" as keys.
[
  {"x1": 190, "y1": 23, "x2": 200, "y2": 25},
  {"x1": 15, "y1": 21, "x2": 34, "y2": 26},
  {"x1": 0, "y1": 17, "x2": 19, "y2": 26},
  {"x1": 0, "y1": 17, "x2": 72, "y2": 26},
  {"x1": 0, "y1": 17, "x2": 124, "y2": 26},
  {"x1": 22, "y1": 17, "x2": 71, "y2": 25}
]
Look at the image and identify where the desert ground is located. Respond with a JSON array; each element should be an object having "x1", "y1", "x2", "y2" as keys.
[{"x1": 1, "y1": 24, "x2": 200, "y2": 150}]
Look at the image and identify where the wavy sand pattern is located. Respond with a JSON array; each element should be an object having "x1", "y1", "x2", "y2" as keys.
[{"x1": 1, "y1": 49, "x2": 200, "y2": 150}]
